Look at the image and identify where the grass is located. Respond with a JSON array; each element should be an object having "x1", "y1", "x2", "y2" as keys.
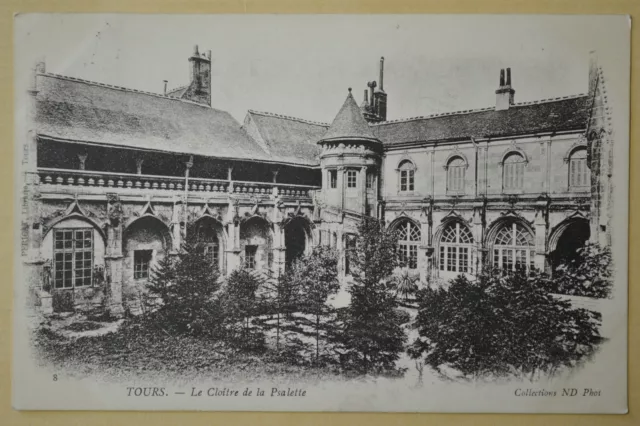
[{"x1": 33, "y1": 314, "x2": 344, "y2": 383}]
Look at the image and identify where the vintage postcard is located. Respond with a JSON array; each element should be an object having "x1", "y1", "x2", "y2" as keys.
[{"x1": 12, "y1": 14, "x2": 630, "y2": 412}]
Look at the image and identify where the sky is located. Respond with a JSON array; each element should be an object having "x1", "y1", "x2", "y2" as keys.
[{"x1": 14, "y1": 14, "x2": 630, "y2": 124}]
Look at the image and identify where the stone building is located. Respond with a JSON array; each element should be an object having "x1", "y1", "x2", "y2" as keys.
[{"x1": 20, "y1": 46, "x2": 614, "y2": 315}]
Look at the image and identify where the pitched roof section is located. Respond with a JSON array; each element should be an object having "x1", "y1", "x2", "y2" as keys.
[
  {"x1": 320, "y1": 89, "x2": 380, "y2": 143},
  {"x1": 35, "y1": 73, "x2": 274, "y2": 163},
  {"x1": 371, "y1": 95, "x2": 589, "y2": 145},
  {"x1": 244, "y1": 110, "x2": 327, "y2": 166}
]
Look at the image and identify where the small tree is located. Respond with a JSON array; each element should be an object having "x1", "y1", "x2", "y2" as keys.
[
  {"x1": 337, "y1": 217, "x2": 407, "y2": 375},
  {"x1": 409, "y1": 268, "x2": 602, "y2": 380},
  {"x1": 148, "y1": 233, "x2": 222, "y2": 336},
  {"x1": 290, "y1": 246, "x2": 340, "y2": 363},
  {"x1": 221, "y1": 269, "x2": 264, "y2": 352}
]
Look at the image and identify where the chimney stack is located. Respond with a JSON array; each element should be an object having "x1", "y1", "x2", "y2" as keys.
[
  {"x1": 495, "y1": 67, "x2": 515, "y2": 111},
  {"x1": 183, "y1": 45, "x2": 212, "y2": 106},
  {"x1": 379, "y1": 56, "x2": 385, "y2": 92}
]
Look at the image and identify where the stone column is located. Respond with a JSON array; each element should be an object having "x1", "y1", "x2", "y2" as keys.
[
  {"x1": 534, "y1": 208, "x2": 547, "y2": 271},
  {"x1": 472, "y1": 207, "x2": 484, "y2": 275},
  {"x1": 360, "y1": 166, "x2": 368, "y2": 215},
  {"x1": 104, "y1": 219, "x2": 125, "y2": 318},
  {"x1": 419, "y1": 220, "x2": 430, "y2": 284},
  {"x1": 337, "y1": 166, "x2": 345, "y2": 211},
  {"x1": 272, "y1": 222, "x2": 286, "y2": 276}
]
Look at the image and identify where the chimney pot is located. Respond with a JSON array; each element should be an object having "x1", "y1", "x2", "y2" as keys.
[
  {"x1": 499, "y1": 69, "x2": 505, "y2": 87},
  {"x1": 207, "y1": 50, "x2": 212, "y2": 60},
  {"x1": 506, "y1": 67, "x2": 512, "y2": 86},
  {"x1": 193, "y1": 44, "x2": 199, "y2": 56},
  {"x1": 364, "y1": 89, "x2": 369, "y2": 105},
  {"x1": 163, "y1": 80, "x2": 168, "y2": 95}
]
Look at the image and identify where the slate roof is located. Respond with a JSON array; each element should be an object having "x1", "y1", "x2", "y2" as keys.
[
  {"x1": 244, "y1": 110, "x2": 327, "y2": 166},
  {"x1": 319, "y1": 90, "x2": 380, "y2": 143},
  {"x1": 370, "y1": 95, "x2": 589, "y2": 145},
  {"x1": 35, "y1": 73, "x2": 275, "y2": 163}
]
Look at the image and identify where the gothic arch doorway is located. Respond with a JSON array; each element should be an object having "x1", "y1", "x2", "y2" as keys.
[
  {"x1": 284, "y1": 217, "x2": 309, "y2": 268},
  {"x1": 549, "y1": 219, "x2": 591, "y2": 271}
]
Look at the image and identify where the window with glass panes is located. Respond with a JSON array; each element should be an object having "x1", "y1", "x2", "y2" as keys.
[
  {"x1": 569, "y1": 149, "x2": 589, "y2": 188},
  {"x1": 398, "y1": 160, "x2": 415, "y2": 192},
  {"x1": 397, "y1": 221, "x2": 420, "y2": 269},
  {"x1": 53, "y1": 228, "x2": 93, "y2": 289},
  {"x1": 502, "y1": 153, "x2": 525, "y2": 191},
  {"x1": 329, "y1": 170, "x2": 337, "y2": 189},
  {"x1": 447, "y1": 157, "x2": 466, "y2": 192},
  {"x1": 133, "y1": 250, "x2": 153, "y2": 279},
  {"x1": 438, "y1": 222, "x2": 474, "y2": 273},
  {"x1": 245, "y1": 245, "x2": 257, "y2": 269},
  {"x1": 492, "y1": 222, "x2": 535, "y2": 272},
  {"x1": 203, "y1": 237, "x2": 219, "y2": 269},
  {"x1": 346, "y1": 170, "x2": 357, "y2": 188}
]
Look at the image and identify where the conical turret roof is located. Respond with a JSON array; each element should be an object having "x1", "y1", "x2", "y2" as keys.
[{"x1": 319, "y1": 89, "x2": 380, "y2": 143}]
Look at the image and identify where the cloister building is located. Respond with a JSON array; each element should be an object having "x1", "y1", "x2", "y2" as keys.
[{"x1": 20, "y1": 46, "x2": 615, "y2": 315}]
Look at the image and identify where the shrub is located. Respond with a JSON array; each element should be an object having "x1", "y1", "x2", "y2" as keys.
[
  {"x1": 549, "y1": 242, "x2": 613, "y2": 298},
  {"x1": 408, "y1": 269, "x2": 602, "y2": 380}
]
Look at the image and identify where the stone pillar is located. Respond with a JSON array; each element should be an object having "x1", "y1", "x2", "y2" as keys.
[
  {"x1": 104, "y1": 220, "x2": 125, "y2": 318},
  {"x1": 337, "y1": 166, "x2": 345, "y2": 211},
  {"x1": 170, "y1": 199, "x2": 184, "y2": 253},
  {"x1": 227, "y1": 166, "x2": 234, "y2": 194},
  {"x1": 472, "y1": 207, "x2": 484, "y2": 275},
  {"x1": 419, "y1": 220, "x2": 430, "y2": 284},
  {"x1": 272, "y1": 222, "x2": 286, "y2": 276},
  {"x1": 360, "y1": 166, "x2": 368, "y2": 215},
  {"x1": 534, "y1": 208, "x2": 547, "y2": 271},
  {"x1": 226, "y1": 221, "x2": 241, "y2": 273}
]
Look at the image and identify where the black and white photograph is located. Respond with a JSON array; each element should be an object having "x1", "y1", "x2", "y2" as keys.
[{"x1": 13, "y1": 14, "x2": 629, "y2": 412}]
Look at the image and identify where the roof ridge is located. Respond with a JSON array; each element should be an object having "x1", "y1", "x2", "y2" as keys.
[
  {"x1": 372, "y1": 93, "x2": 588, "y2": 126},
  {"x1": 248, "y1": 109, "x2": 329, "y2": 127},
  {"x1": 38, "y1": 72, "x2": 220, "y2": 110}
]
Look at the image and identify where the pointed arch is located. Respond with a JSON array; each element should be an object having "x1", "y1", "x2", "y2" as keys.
[
  {"x1": 391, "y1": 217, "x2": 421, "y2": 270},
  {"x1": 434, "y1": 219, "x2": 475, "y2": 275},
  {"x1": 486, "y1": 217, "x2": 535, "y2": 272},
  {"x1": 192, "y1": 215, "x2": 228, "y2": 272}
]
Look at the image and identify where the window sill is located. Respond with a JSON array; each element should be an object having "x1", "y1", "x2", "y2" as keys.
[
  {"x1": 397, "y1": 191, "x2": 417, "y2": 196},
  {"x1": 446, "y1": 191, "x2": 466, "y2": 196}
]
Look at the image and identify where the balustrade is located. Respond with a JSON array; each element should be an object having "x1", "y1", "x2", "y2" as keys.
[{"x1": 37, "y1": 168, "x2": 318, "y2": 199}]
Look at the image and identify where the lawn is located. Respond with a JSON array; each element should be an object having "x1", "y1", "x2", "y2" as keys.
[{"x1": 32, "y1": 314, "x2": 346, "y2": 384}]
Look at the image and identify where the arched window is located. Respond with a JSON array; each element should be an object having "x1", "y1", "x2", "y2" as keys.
[
  {"x1": 439, "y1": 222, "x2": 474, "y2": 273},
  {"x1": 492, "y1": 222, "x2": 535, "y2": 272},
  {"x1": 446, "y1": 157, "x2": 466, "y2": 192},
  {"x1": 503, "y1": 152, "x2": 525, "y2": 191},
  {"x1": 203, "y1": 235, "x2": 219, "y2": 269},
  {"x1": 398, "y1": 160, "x2": 415, "y2": 192},
  {"x1": 569, "y1": 148, "x2": 589, "y2": 189},
  {"x1": 397, "y1": 220, "x2": 420, "y2": 269}
]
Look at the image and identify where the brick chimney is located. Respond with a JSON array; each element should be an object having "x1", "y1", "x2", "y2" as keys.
[
  {"x1": 183, "y1": 45, "x2": 212, "y2": 106},
  {"x1": 372, "y1": 56, "x2": 387, "y2": 121},
  {"x1": 495, "y1": 67, "x2": 515, "y2": 111}
]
